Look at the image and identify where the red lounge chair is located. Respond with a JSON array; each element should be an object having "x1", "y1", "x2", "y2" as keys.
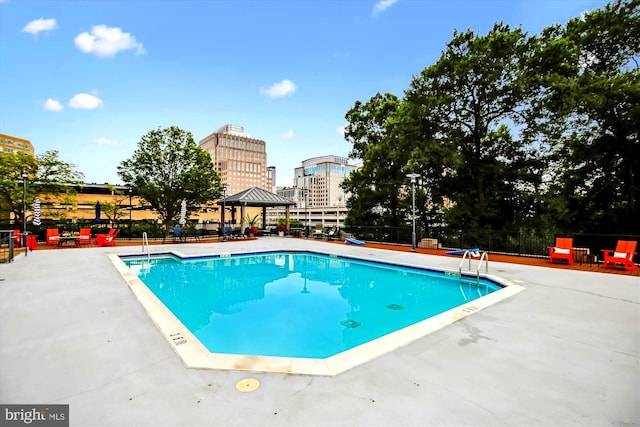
[
  {"x1": 13, "y1": 229, "x2": 21, "y2": 247},
  {"x1": 95, "y1": 229, "x2": 120, "y2": 247},
  {"x1": 78, "y1": 228, "x2": 92, "y2": 246},
  {"x1": 46, "y1": 228, "x2": 60, "y2": 246},
  {"x1": 602, "y1": 240, "x2": 637, "y2": 271},
  {"x1": 549, "y1": 237, "x2": 574, "y2": 265}
]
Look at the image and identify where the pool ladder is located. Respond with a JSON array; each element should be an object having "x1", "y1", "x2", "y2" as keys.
[
  {"x1": 459, "y1": 249, "x2": 489, "y2": 285},
  {"x1": 141, "y1": 232, "x2": 150, "y2": 260}
]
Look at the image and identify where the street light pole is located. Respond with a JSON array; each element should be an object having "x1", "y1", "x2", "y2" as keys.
[
  {"x1": 21, "y1": 169, "x2": 28, "y2": 255},
  {"x1": 128, "y1": 187, "x2": 132, "y2": 240},
  {"x1": 221, "y1": 184, "x2": 227, "y2": 242},
  {"x1": 406, "y1": 173, "x2": 420, "y2": 252},
  {"x1": 304, "y1": 188, "x2": 309, "y2": 239}
]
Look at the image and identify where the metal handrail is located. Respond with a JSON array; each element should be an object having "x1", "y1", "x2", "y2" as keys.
[
  {"x1": 142, "y1": 232, "x2": 150, "y2": 259},
  {"x1": 458, "y1": 249, "x2": 489, "y2": 286},
  {"x1": 476, "y1": 251, "x2": 489, "y2": 281},
  {"x1": 459, "y1": 250, "x2": 474, "y2": 275}
]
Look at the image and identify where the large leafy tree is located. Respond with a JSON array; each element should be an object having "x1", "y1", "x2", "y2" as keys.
[
  {"x1": 342, "y1": 93, "x2": 411, "y2": 227},
  {"x1": 0, "y1": 150, "x2": 84, "y2": 224},
  {"x1": 403, "y1": 23, "x2": 542, "y2": 231},
  {"x1": 530, "y1": 0, "x2": 640, "y2": 233},
  {"x1": 118, "y1": 126, "x2": 222, "y2": 236}
]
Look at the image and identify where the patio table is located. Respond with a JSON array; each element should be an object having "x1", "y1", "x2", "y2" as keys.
[{"x1": 57, "y1": 236, "x2": 80, "y2": 247}]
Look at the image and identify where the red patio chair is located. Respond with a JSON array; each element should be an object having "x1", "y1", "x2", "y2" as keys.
[
  {"x1": 602, "y1": 240, "x2": 637, "y2": 271},
  {"x1": 46, "y1": 228, "x2": 60, "y2": 246},
  {"x1": 549, "y1": 237, "x2": 574, "y2": 265},
  {"x1": 78, "y1": 228, "x2": 92, "y2": 246},
  {"x1": 95, "y1": 229, "x2": 120, "y2": 247}
]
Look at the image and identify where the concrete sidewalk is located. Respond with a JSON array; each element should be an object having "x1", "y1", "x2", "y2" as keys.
[{"x1": 1, "y1": 238, "x2": 638, "y2": 426}]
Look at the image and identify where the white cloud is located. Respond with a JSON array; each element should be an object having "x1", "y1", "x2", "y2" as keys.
[
  {"x1": 22, "y1": 18, "x2": 57, "y2": 36},
  {"x1": 372, "y1": 0, "x2": 398, "y2": 15},
  {"x1": 43, "y1": 98, "x2": 63, "y2": 112},
  {"x1": 260, "y1": 79, "x2": 296, "y2": 98},
  {"x1": 337, "y1": 125, "x2": 347, "y2": 137},
  {"x1": 96, "y1": 137, "x2": 119, "y2": 146},
  {"x1": 74, "y1": 25, "x2": 146, "y2": 58},
  {"x1": 281, "y1": 130, "x2": 295, "y2": 139},
  {"x1": 68, "y1": 93, "x2": 103, "y2": 109}
]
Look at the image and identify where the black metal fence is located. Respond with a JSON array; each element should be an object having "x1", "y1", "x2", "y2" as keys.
[
  {"x1": 0, "y1": 220, "x2": 220, "y2": 243},
  {"x1": 2, "y1": 218, "x2": 637, "y2": 264},
  {"x1": 0, "y1": 230, "x2": 16, "y2": 263},
  {"x1": 341, "y1": 225, "x2": 640, "y2": 263}
]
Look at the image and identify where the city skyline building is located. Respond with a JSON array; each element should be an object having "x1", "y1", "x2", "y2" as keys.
[
  {"x1": 198, "y1": 125, "x2": 271, "y2": 196},
  {"x1": 1, "y1": 133, "x2": 34, "y2": 156},
  {"x1": 288, "y1": 155, "x2": 358, "y2": 208},
  {"x1": 269, "y1": 155, "x2": 360, "y2": 227}
]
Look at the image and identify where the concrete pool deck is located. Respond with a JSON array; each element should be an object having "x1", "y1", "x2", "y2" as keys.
[{"x1": 1, "y1": 238, "x2": 638, "y2": 426}]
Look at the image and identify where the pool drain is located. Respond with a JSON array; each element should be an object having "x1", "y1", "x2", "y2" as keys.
[
  {"x1": 236, "y1": 378, "x2": 260, "y2": 392},
  {"x1": 340, "y1": 319, "x2": 361, "y2": 328}
]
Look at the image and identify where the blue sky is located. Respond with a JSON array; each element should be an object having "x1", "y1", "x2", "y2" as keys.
[{"x1": 0, "y1": 0, "x2": 609, "y2": 187}]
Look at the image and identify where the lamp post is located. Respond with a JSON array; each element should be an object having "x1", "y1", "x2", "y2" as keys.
[
  {"x1": 21, "y1": 169, "x2": 28, "y2": 255},
  {"x1": 128, "y1": 187, "x2": 132, "y2": 240},
  {"x1": 406, "y1": 173, "x2": 420, "y2": 252},
  {"x1": 304, "y1": 188, "x2": 309, "y2": 239},
  {"x1": 221, "y1": 184, "x2": 227, "y2": 241}
]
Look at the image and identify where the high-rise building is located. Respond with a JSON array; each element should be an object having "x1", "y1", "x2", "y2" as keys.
[
  {"x1": 199, "y1": 125, "x2": 270, "y2": 196},
  {"x1": 269, "y1": 155, "x2": 359, "y2": 228},
  {"x1": 1, "y1": 133, "x2": 34, "y2": 156},
  {"x1": 266, "y1": 166, "x2": 276, "y2": 193},
  {"x1": 292, "y1": 155, "x2": 358, "y2": 207}
]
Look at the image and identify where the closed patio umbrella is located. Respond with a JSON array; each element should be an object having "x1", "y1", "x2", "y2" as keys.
[
  {"x1": 32, "y1": 198, "x2": 41, "y2": 226},
  {"x1": 95, "y1": 202, "x2": 102, "y2": 223},
  {"x1": 179, "y1": 200, "x2": 187, "y2": 225}
]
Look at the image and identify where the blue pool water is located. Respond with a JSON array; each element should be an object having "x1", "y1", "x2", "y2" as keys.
[{"x1": 122, "y1": 251, "x2": 502, "y2": 358}]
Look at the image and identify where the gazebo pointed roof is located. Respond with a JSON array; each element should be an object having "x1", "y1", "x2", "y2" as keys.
[{"x1": 217, "y1": 186, "x2": 295, "y2": 207}]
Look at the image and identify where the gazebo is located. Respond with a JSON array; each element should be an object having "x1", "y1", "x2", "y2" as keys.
[{"x1": 217, "y1": 187, "x2": 296, "y2": 231}]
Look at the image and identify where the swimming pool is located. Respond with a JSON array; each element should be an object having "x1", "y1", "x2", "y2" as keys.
[
  {"x1": 123, "y1": 251, "x2": 502, "y2": 358},
  {"x1": 111, "y1": 248, "x2": 523, "y2": 375}
]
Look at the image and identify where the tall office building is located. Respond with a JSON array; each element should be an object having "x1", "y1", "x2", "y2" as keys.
[
  {"x1": 270, "y1": 155, "x2": 359, "y2": 227},
  {"x1": 292, "y1": 155, "x2": 358, "y2": 207},
  {"x1": 266, "y1": 166, "x2": 276, "y2": 193},
  {"x1": 1, "y1": 133, "x2": 34, "y2": 156},
  {"x1": 199, "y1": 125, "x2": 271, "y2": 196}
]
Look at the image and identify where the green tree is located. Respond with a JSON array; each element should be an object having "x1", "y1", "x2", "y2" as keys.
[
  {"x1": 342, "y1": 92, "x2": 411, "y2": 227},
  {"x1": 530, "y1": 0, "x2": 640, "y2": 233},
  {"x1": 117, "y1": 126, "x2": 222, "y2": 237},
  {"x1": 0, "y1": 150, "x2": 84, "y2": 224},
  {"x1": 403, "y1": 23, "x2": 542, "y2": 231},
  {"x1": 98, "y1": 186, "x2": 128, "y2": 227}
]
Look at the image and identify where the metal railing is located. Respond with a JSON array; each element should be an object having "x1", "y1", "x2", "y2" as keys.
[
  {"x1": 341, "y1": 226, "x2": 639, "y2": 263},
  {"x1": 0, "y1": 230, "x2": 16, "y2": 263}
]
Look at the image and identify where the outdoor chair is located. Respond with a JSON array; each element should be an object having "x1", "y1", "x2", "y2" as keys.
[
  {"x1": 313, "y1": 224, "x2": 324, "y2": 239},
  {"x1": 602, "y1": 240, "x2": 637, "y2": 271},
  {"x1": 78, "y1": 228, "x2": 92, "y2": 246},
  {"x1": 12, "y1": 229, "x2": 21, "y2": 248},
  {"x1": 223, "y1": 226, "x2": 234, "y2": 240},
  {"x1": 95, "y1": 229, "x2": 119, "y2": 247},
  {"x1": 46, "y1": 228, "x2": 60, "y2": 246},
  {"x1": 326, "y1": 227, "x2": 337, "y2": 240},
  {"x1": 173, "y1": 226, "x2": 186, "y2": 243},
  {"x1": 194, "y1": 228, "x2": 204, "y2": 242},
  {"x1": 549, "y1": 237, "x2": 574, "y2": 265}
]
